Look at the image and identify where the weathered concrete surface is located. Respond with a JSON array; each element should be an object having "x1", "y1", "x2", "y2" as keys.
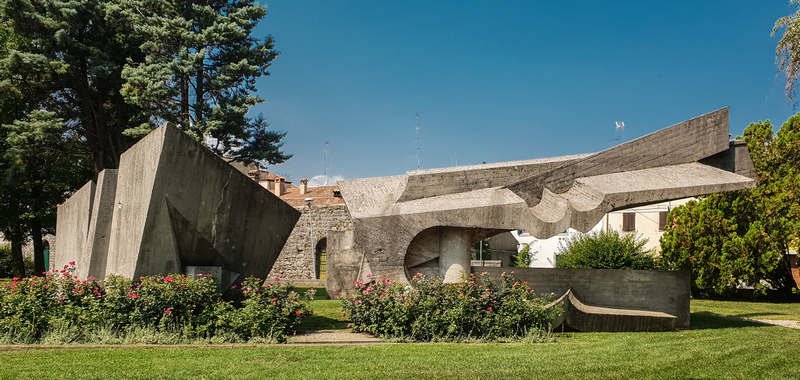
[
  {"x1": 57, "y1": 125, "x2": 300, "y2": 281},
  {"x1": 83, "y1": 169, "x2": 118, "y2": 279},
  {"x1": 547, "y1": 289, "x2": 679, "y2": 332},
  {"x1": 54, "y1": 181, "x2": 94, "y2": 274},
  {"x1": 482, "y1": 267, "x2": 691, "y2": 329},
  {"x1": 329, "y1": 108, "x2": 757, "y2": 297}
]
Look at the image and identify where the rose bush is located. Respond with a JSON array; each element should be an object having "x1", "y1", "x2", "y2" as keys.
[
  {"x1": 0, "y1": 264, "x2": 310, "y2": 344},
  {"x1": 342, "y1": 273, "x2": 560, "y2": 341}
]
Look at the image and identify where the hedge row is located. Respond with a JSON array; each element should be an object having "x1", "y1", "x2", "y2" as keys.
[
  {"x1": 0, "y1": 263, "x2": 310, "y2": 344},
  {"x1": 342, "y1": 273, "x2": 560, "y2": 341}
]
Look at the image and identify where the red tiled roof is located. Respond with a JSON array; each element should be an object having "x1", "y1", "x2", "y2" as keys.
[{"x1": 279, "y1": 185, "x2": 345, "y2": 207}]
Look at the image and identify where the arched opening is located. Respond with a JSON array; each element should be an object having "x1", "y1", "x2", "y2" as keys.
[
  {"x1": 404, "y1": 226, "x2": 511, "y2": 282},
  {"x1": 315, "y1": 238, "x2": 327, "y2": 280},
  {"x1": 475, "y1": 231, "x2": 523, "y2": 268}
]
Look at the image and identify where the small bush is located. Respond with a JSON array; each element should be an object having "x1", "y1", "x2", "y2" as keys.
[
  {"x1": 0, "y1": 263, "x2": 310, "y2": 344},
  {"x1": 342, "y1": 273, "x2": 560, "y2": 341},
  {"x1": 0, "y1": 244, "x2": 34, "y2": 277},
  {"x1": 556, "y1": 230, "x2": 658, "y2": 270}
]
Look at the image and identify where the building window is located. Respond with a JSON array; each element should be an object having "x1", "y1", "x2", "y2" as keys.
[
  {"x1": 659, "y1": 211, "x2": 668, "y2": 231},
  {"x1": 622, "y1": 212, "x2": 636, "y2": 232},
  {"x1": 315, "y1": 238, "x2": 327, "y2": 280}
]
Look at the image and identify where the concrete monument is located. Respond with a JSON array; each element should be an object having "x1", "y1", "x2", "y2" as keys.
[
  {"x1": 327, "y1": 108, "x2": 757, "y2": 297},
  {"x1": 54, "y1": 125, "x2": 300, "y2": 283}
]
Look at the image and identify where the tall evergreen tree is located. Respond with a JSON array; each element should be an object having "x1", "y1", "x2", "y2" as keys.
[
  {"x1": 0, "y1": 19, "x2": 92, "y2": 275},
  {"x1": 1, "y1": 0, "x2": 146, "y2": 173},
  {"x1": 114, "y1": 0, "x2": 290, "y2": 165}
]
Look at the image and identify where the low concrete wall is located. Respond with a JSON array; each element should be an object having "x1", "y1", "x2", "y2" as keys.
[{"x1": 477, "y1": 267, "x2": 691, "y2": 328}]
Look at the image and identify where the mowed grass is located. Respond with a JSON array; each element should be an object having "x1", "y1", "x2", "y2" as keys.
[
  {"x1": 692, "y1": 298, "x2": 800, "y2": 321},
  {"x1": 299, "y1": 300, "x2": 348, "y2": 331},
  {"x1": 1, "y1": 301, "x2": 800, "y2": 379}
]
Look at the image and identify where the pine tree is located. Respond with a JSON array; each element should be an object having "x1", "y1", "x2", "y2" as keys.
[
  {"x1": 114, "y1": 0, "x2": 290, "y2": 165},
  {"x1": 1, "y1": 0, "x2": 147, "y2": 173}
]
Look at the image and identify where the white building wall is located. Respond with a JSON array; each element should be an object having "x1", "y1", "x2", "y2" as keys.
[{"x1": 512, "y1": 198, "x2": 692, "y2": 268}]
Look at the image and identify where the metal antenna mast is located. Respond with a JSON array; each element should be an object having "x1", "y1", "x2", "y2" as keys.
[
  {"x1": 323, "y1": 140, "x2": 329, "y2": 185},
  {"x1": 415, "y1": 113, "x2": 422, "y2": 170}
]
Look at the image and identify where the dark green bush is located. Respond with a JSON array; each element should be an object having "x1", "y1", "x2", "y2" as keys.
[
  {"x1": 0, "y1": 264, "x2": 310, "y2": 344},
  {"x1": 556, "y1": 230, "x2": 658, "y2": 270},
  {"x1": 0, "y1": 244, "x2": 34, "y2": 277},
  {"x1": 342, "y1": 273, "x2": 559, "y2": 341}
]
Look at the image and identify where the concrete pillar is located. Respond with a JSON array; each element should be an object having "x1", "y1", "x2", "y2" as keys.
[{"x1": 439, "y1": 229, "x2": 472, "y2": 283}]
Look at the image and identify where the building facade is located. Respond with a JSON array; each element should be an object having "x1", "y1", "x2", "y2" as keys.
[{"x1": 512, "y1": 198, "x2": 692, "y2": 268}]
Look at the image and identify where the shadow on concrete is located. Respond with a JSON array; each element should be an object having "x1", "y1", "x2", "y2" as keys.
[{"x1": 690, "y1": 312, "x2": 767, "y2": 330}]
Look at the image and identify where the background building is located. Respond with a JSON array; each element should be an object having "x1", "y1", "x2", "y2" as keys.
[{"x1": 512, "y1": 199, "x2": 692, "y2": 268}]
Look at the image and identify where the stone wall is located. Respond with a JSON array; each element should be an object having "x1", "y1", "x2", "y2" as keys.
[{"x1": 268, "y1": 204, "x2": 352, "y2": 281}]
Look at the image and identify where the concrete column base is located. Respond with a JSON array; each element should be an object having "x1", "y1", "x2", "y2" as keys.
[{"x1": 439, "y1": 229, "x2": 471, "y2": 283}]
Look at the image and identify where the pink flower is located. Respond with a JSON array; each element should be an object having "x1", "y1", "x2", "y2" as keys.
[
  {"x1": 88, "y1": 276, "x2": 95, "y2": 281},
  {"x1": 487, "y1": 306, "x2": 493, "y2": 311},
  {"x1": 164, "y1": 308, "x2": 172, "y2": 315},
  {"x1": 128, "y1": 292, "x2": 140, "y2": 299},
  {"x1": 68, "y1": 261, "x2": 76, "y2": 266},
  {"x1": 366, "y1": 273, "x2": 372, "y2": 278},
  {"x1": 11, "y1": 277, "x2": 19, "y2": 282},
  {"x1": 274, "y1": 277, "x2": 281, "y2": 281},
  {"x1": 295, "y1": 311, "x2": 302, "y2": 316},
  {"x1": 163, "y1": 276, "x2": 174, "y2": 283},
  {"x1": 270, "y1": 297, "x2": 277, "y2": 303}
]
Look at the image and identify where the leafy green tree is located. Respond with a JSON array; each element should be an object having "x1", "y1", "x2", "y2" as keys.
[
  {"x1": 4, "y1": 111, "x2": 92, "y2": 274},
  {"x1": 660, "y1": 115, "x2": 800, "y2": 295},
  {"x1": 556, "y1": 230, "x2": 657, "y2": 270},
  {"x1": 1, "y1": 0, "x2": 290, "y2": 171},
  {"x1": 511, "y1": 244, "x2": 531, "y2": 268},
  {"x1": 0, "y1": 0, "x2": 147, "y2": 173},
  {"x1": 774, "y1": 0, "x2": 800, "y2": 102},
  {"x1": 113, "y1": 0, "x2": 290, "y2": 165}
]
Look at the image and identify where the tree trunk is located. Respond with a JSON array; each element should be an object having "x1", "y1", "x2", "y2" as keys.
[
  {"x1": 181, "y1": 74, "x2": 190, "y2": 128},
  {"x1": 195, "y1": 64, "x2": 204, "y2": 123},
  {"x1": 30, "y1": 219, "x2": 44, "y2": 275}
]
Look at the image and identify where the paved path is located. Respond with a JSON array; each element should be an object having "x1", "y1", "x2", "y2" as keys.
[
  {"x1": 750, "y1": 319, "x2": 800, "y2": 329},
  {"x1": 287, "y1": 330, "x2": 383, "y2": 344}
]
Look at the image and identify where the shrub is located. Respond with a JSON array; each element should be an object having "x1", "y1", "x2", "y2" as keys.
[
  {"x1": 0, "y1": 264, "x2": 310, "y2": 344},
  {"x1": 511, "y1": 244, "x2": 531, "y2": 268},
  {"x1": 556, "y1": 230, "x2": 658, "y2": 270},
  {"x1": 0, "y1": 244, "x2": 34, "y2": 277},
  {"x1": 342, "y1": 273, "x2": 560, "y2": 341}
]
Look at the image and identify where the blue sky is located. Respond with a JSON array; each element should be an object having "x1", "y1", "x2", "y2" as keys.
[{"x1": 254, "y1": 1, "x2": 796, "y2": 183}]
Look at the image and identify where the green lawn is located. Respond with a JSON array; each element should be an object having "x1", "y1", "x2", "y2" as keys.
[
  {"x1": 1, "y1": 300, "x2": 799, "y2": 379},
  {"x1": 692, "y1": 299, "x2": 800, "y2": 321},
  {"x1": 299, "y1": 300, "x2": 349, "y2": 331}
]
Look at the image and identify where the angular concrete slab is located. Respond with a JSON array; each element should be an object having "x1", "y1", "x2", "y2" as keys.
[
  {"x1": 329, "y1": 108, "x2": 758, "y2": 296},
  {"x1": 54, "y1": 181, "x2": 95, "y2": 275},
  {"x1": 56, "y1": 125, "x2": 300, "y2": 281}
]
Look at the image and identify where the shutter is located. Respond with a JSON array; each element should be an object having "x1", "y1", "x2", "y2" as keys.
[
  {"x1": 622, "y1": 213, "x2": 636, "y2": 232},
  {"x1": 659, "y1": 211, "x2": 668, "y2": 231}
]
